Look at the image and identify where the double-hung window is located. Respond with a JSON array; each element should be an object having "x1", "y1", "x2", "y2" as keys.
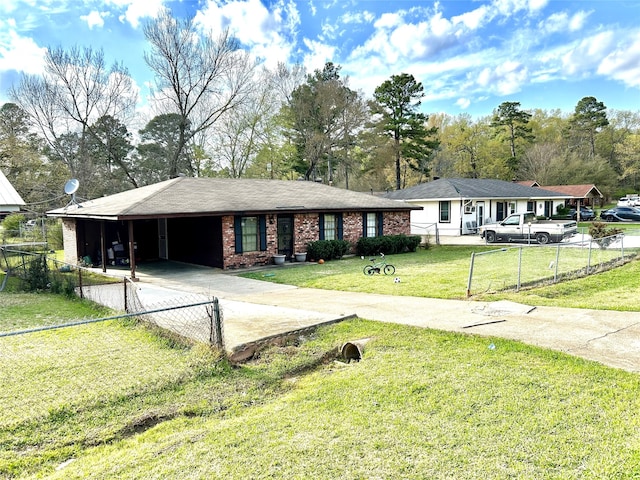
[
  {"x1": 439, "y1": 201, "x2": 451, "y2": 223},
  {"x1": 324, "y1": 214, "x2": 337, "y2": 240},
  {"x1": 241, "y1": 216, "x2": 258, "y2": 252},
  {"x1": 319, "y1": 213, "x2": 343, "y2": 240},
  {"x1": 363, "y1": 212, "x2": 383, "y2": 237},
  {"x1": 234, "y1": 215, "x2": 266, "y2": 253}
]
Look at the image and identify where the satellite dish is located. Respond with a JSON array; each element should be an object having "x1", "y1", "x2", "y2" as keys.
[
  {"x1": 63, "y1": 179, "x2": 81, "y2": 208},
  {"x1": 64, "y1": 178, "x2": 80, "y2": 195}
]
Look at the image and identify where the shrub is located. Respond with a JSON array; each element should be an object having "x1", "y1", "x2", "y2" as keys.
[
  {"x1": 588, "y1": 222, "x2": 623, "y2": 249},
  {"x1": 306, "y1": 239, "x2": 351, "y2": 261},
  {"x1": 25, "y1": 255, "x2": 50, "y2": 291},
  {"x1": 356, "y1": 234, "x2": 422, "y2": 257},
  {"x1": 1, "y1": 213, "x2": 25, "y2": 238}
]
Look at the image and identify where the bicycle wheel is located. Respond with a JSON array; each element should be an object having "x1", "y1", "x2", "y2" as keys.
[
  {"x1": 364, "y1": 265, "x2": 375, "y2": 275},
  {"x1": 383, "y1": 264, "x2": 395, "y2": 275}
]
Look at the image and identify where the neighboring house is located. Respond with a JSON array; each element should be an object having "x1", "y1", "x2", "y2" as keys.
[
  {"x1": 0, "y1": 169, "x2": 25, "y2": 219},
  {"x1": 47, "y1": 177, "x2": 419, "y2": 275},
  {"x1": 517, "y1": 181, "x2": 603, "y2": 208},
  {"x1": 384, "y1": 178, "x2": 571, "y2": 237}
]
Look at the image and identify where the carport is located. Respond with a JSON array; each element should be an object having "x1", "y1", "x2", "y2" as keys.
[
  {"x1": 68, "y1": 215, "x2": 224, "y2": 279},
  {"x1": 47, "y1": 177, "x2": 418, "y2": 276}
]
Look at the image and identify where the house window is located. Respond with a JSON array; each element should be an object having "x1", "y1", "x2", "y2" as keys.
[
  {"x1": 509, "y1": 202, "x2": 516, "y2": 214},
  {"x1": 324, "y1": 214, "x2": 337, "y2": 240},
  {"x1": 363, "y1": 212, "x2": 383, "y2": 237},
  {"x1": 234, "y1": 215, "x2": 266, "y2": 253},
  {"x1": 319, "y1": 213, "x2": 343, "y2": 240},
  {"x1": 439, "y1": 201, "x2": 450, "y2": 223},
  {"x1": 241, "y1": 217, "x2": 258, "y2": 251}
]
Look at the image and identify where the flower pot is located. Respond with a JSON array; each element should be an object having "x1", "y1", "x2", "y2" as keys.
[
  {"x1": 294, "y1": 252, "x2": 307, "y2": 262},
  {"x1": 273, "y1": 254, "x2": 286, "y2": 265}
]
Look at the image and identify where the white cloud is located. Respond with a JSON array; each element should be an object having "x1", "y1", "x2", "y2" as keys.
[
  {"x1": 105, "y1": 0, "x2": 164, "y2": 28},
  {"x1": 374, "y1": 12, "x2": 403, "y2": 30},
  {"x1": 476, "y1": 61, "x2": 528, "y2": 95},
  {"x1": 452, "y1": 5, "x2": 490, "y2": 31},
  {"x1": 81, "y1": 11, "x2": 109, "y2": 29},
  {"x1": 194, "y1": 0, "x2": 300, "y2": 68},
  {"x1": 301, "y1": 38, "x2": 336, "y2": 73},
  {"x1": 340, "y1": 10, "x2": 375, "y2": 25},
  {"x1": 0, "y1": 28, "x2": 46, "y2": 75},
  {"x1": 456, "y1": 97, "x2": 471, "y2": 109},
  {"x1": 540, "y1": 10, "x2": 590, "y2": 34},
  {"x1": 561, "y1": 31, "x2": 615, "y2": 76},
  {"x1": 598, "y1": 33, "x2": 640, "y2": 88},
  {"x1": 568, "y1": 10, "x2": 590, "y2": 32}
]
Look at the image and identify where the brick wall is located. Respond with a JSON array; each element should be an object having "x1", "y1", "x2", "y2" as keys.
[
  {"x1": 219, "y1": 210, "x2": 412, "y2": 270},
  {"x1": 384, "y1": 211, "x2": 411, "y2": 235},
  {"x1": 293, "y1": 213, "x2": 319, "y2": 253}
]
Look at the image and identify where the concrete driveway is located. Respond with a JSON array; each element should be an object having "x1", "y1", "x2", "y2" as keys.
[{"x1": 124, "y1": 260, "x2": 640, "y2": 373}]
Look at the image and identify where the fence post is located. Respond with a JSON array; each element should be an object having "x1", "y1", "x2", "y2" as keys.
[
  {"x1": 587, "y1": 238, "x2": 593, "y2": 274},
  {"x1": 78, "y1": 268, "x2": 83, "y2": 299},
  {"x1": 554, "y1": 243, "x2": 560, "y2": 282},
  {"x1": 466, "y1": 252, "x2": 476, "y2": 297},
  {"x1": 123, "y1": 277, "x2": 128, "y2": 312},
  {"x1": 516, "y1": 247, "x2": 523, "y2": 291},
  {"x1": 620, "y1": 234, "x2": 625, "y2": 263},
  {"x1": 214, "y1": 298, "x2": 223, "y2": 349}
]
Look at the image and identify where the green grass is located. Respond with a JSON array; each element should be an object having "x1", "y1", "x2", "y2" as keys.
[
  {"x1": 3, "y1": 319, "x2": 639, "y2": 479},
  {"x1": 241, "y1": 245, "x2": 640, "y2": 310},
  {"x1": 3, "y1": 243, "x2": 640, "y2": 477}
]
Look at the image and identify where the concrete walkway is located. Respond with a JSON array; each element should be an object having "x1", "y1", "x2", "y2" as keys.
[{"x1": 122, "y1": 260, "x2": 640, "y2": 374}]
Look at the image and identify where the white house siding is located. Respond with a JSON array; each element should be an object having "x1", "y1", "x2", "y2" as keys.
[{"x1": 408, "y1": 198, "x2": 567, "y2": 238}]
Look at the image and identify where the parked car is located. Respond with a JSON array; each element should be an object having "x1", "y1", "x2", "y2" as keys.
[
  {"x1": 568, "y1": 206, "x2": 596, "y2": 221},
  {"x1": 600, "y1": 206, "x2": 640, "y2": 222},
  {"x1": 617, "y1": 195, "x2": 640, "y2": 207}
]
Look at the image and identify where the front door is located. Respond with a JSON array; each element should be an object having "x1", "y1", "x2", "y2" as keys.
[
  {"x1": 277, "y1": 215, "x2": 293, "y2": 258},
  {"x1": 476, "y1": 202, "x2": 485, "y2": 226}
]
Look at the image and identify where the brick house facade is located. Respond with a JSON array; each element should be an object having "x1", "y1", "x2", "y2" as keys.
[{"x1": 49, "y1": 178, "x2": 418, "y2": 275}]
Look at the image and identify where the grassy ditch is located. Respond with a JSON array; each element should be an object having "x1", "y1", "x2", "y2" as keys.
[{"x1": 2, "y1": 315, "x2": 640, "y2": 478}]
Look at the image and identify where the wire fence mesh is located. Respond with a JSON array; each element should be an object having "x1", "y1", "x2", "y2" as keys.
[
  {"x1": 0, "y1": 248, "x2": 224, "y2": 348},
  {"x1": 466, "y1": 233, "x2": 640, "y2": 296}
]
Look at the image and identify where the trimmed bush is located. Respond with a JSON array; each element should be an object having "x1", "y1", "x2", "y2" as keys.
[
  {"x1": 356, "y1": 234, "x2": 422, "y2": 257},
  {"x1": 306, "y1": 239, "x2": 351, "y2": 261}
]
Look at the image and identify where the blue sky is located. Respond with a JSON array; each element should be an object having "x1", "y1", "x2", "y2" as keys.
[{"x1": 1, "y1": 0, "x2": 640, "y2": 118}]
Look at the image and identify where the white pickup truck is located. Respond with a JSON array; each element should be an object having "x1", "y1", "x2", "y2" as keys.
[{"x1": 479, "y1": 212, "x2": 577, "y2": 244}]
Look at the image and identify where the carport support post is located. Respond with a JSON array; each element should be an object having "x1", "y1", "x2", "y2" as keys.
[
  {"x1": 128, "y1": 220, "x2": 137, "y2": 281},
  {"x1": 100, "y1": 221, "x2": 106, "y2": 273}
]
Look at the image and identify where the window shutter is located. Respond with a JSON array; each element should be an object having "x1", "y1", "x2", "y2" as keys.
[
  {"x1": 259, "y1": 215, "x2": 267, "y2": 251},
  {"x1": 234, "y1": 216, "x2": 242, "y2": 254},
  {"x1": 337, "y1": 213, "x2": 343, "y2": 239},
  {"x1": 318, "y1": 214, "x2": 325, "y2": 240},
  {"x1": 377, "y1": 212, "x2": 384, "y2": 236},
  {"x1": 362, "y1": 212, "x2": 367, "y2": 237}
]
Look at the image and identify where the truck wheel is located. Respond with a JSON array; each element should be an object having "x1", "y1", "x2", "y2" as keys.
[
  {"x1": 485, "y1": 231, "x2": 496, "y2": 243},
  {"x1": 536, "y1": 232, "x2": 550, "y2": 244}
]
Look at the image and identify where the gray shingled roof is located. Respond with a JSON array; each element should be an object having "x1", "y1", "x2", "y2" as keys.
[
  {"x1": 384, "y1": 178, "x2": 571, "y2": 201},
  {"x1": 48, "y1": 177, "x2": 417, "y2": 220}
]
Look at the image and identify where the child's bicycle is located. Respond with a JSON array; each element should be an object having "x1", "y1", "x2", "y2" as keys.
[{"x1": 363, "y1": 253, "x2": 395, "y2": 275}]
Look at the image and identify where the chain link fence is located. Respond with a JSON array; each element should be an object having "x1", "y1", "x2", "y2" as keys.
[
  {"x1": 1, "y1": 249, "x2": 224, "y2": 348},
  {"x1": 466, "y1": 233, "x2": 640, "y2": 296}
]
